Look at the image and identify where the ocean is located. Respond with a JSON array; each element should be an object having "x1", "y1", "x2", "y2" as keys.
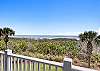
[{"x1": 10, "y1": 35, "x2": 79, "y2": 40}]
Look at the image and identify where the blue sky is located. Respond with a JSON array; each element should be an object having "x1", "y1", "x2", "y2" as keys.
[{"x1": 0, "y1": 0, "x2": 100, "y2": 35}]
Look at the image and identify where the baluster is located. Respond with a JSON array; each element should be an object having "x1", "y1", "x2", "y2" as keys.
[
  {"x1": 55, "y1": 66, "x2": 58, "y2": 71},
  {"x1": 14, "y1": 57, "x2": 17, "y2": 71},
  {"x1": 24, "y1": 60, "x2": 28, "y2": 71},
  {"x1": 28, "y1": 60, "x2": 31, "y2": 71},
  {"x1": 23, "y1": 60, "x2": 25, "y2": 71},
  {"x1": 33, "y1": 61, "x2": 35, "y2": 71},
  {"x1": 12, "y1": 57, "x2": 14, "y2": 71},
  {"x1": 43, "y1": 63, "x2": 46, "y2": 71},
  {"x1": 49, "y1": 64, "x2": 51, "y2": 71},
  {"x1": 38, "y1": 62, "x2": 40, "y2": 71},
  {"x1": 1, "y1": 54, "x2": 4, "y2": 71},
  {"x1": 20, "y1": 59, "x2": 23, "y2": 71},
  {"x1": 31, "y1": 61, "x2": 33, "y2": 71},
  {"x1": 22, "y1": 59, "x2": 24, "y2": 71},
  {"x1": 29, "y1": 61, "x2": 32, "y2": 71},
  {"x1": 17, "y1": 58, "x2": 20, "y2": 71},
  {"x1": 10, "y1": 56, "x2": 13, "y2": 71}
]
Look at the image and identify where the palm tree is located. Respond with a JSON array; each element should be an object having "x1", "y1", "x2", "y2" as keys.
[
  {"x1": 79, "y1": 31, "x2": 100, "y2": 68},
  {"x1": 0, "y1": 28, "x2": 3, "y2": 40},
  {"x1": 1, "y1": 27, "x2": 15, "y2": 49}
]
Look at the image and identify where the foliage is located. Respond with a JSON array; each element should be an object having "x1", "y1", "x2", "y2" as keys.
[
  {"x1": 8, "y1": 40, "x2": 28, "y2": 53},
  {"x1": 0, "y1": 40, "x2": 5, "y2": 50},
  {"x1": 65, "y1": 41, "x2": 80, "y2": 58},
  {"x1": 0, "y1": 38, "x2": 80, "y2": 61}
]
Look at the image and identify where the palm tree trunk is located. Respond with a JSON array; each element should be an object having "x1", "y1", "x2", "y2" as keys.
[
  {"x1": 5, "y1": 42, "x2": 7, "y2": 50},
  {"x1": 88, "y1": 56, "x2": 91, "y2": 68},
  {"x1": 4, "y1": 35, "x2": 8, "y2": 50},
  {"x1": 87, "y1": 41, "x2": 93, "y2": 68}
]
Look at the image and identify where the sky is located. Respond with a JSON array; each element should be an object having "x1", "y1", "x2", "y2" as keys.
[{"x1": 0, "y1": 0, "x2": 100, "y2": 35}]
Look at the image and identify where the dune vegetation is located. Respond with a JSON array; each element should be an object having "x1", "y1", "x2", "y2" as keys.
[{"x1": 0, "y1": 38, "x2": 100, "y2": 70}]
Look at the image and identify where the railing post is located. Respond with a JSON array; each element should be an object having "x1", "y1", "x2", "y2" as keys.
[
  {"x1": 4, "y1": 49, "x2": 12, "y2": 71},
  {"x1": 63, "y1": 58, "x2": 72, "y2": 71}
]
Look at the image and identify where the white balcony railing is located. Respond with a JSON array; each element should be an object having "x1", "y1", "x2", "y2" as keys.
[{"x1": 0, "y1": 49, "x2": 97, "y2": 71}]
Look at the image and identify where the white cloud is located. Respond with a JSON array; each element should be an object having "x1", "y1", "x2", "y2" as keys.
[{"x1": 99, "y1": 28, "x2": 100, "y2": 35}]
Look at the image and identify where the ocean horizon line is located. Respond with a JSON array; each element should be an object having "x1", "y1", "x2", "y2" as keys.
[{"x1": 10, "y1": 35, "x2": 79, "y2": 40}]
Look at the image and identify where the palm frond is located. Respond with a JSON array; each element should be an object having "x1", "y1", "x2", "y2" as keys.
[
  {"x1": 2, "y1": 27, "x2": 15, "y2": 36},
  {"x1": 95, "y1": 35, "x2": 100, "y2": 46}
]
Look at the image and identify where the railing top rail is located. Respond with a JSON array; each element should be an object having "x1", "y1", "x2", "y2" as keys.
[{"x1": 0, "y1": 51, "x2": 5, "y2": 54}]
